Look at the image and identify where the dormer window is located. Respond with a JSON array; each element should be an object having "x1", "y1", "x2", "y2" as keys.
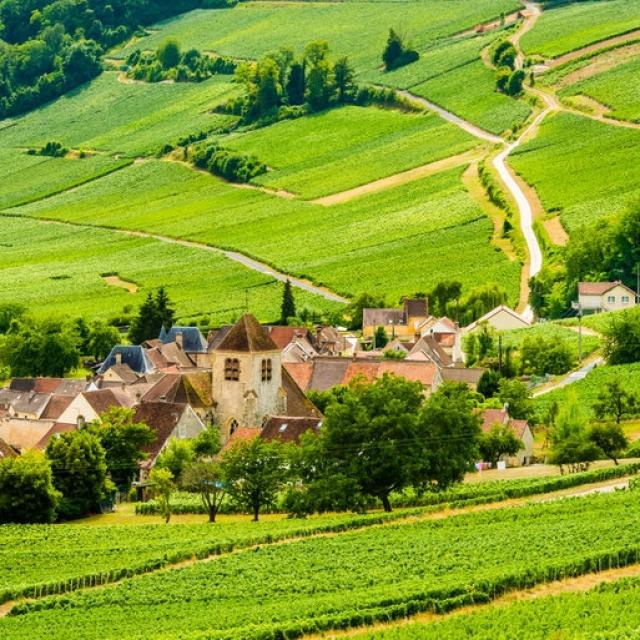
[
  {"x1": 224, "y1": 358, "x2": 240, "y2": 381},
  {"x1": 261, "y1": 358, "x2": 273, "y2": 382}
]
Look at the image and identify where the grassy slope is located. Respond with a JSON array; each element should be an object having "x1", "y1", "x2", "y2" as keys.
[
  {"x1": 8, "y1": 161, "x2": 521, "y2": 304},
  {"x1": 224, "y1": 106, "x2": 478, "y2": 198},
  {"x1": 561, "y1": 55, "x2": 640, "y2": 123},
  {"x1": 508, "y1": 112, "x2": 640, "y2": 234},
  {"x1": 0, "y1": 216, "x2": 334, "y2": 323},
  {"x1": 521, "y1": 0, "x2": 640, "y2": 58}
]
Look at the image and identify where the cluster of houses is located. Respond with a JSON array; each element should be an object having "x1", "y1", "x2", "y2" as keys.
[{"x1": 0, "y1": 298, "x2": 540, "y2": 475}]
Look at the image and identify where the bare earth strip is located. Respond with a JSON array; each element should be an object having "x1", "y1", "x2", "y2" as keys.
[
  {"x1": 543, "y1": 216, "x2": 569, "y2": 246},
  {"x1": 312, "y1": 150, "x2": 482, "y2": 206},
  {"x1": 547, "y1": 29, "x2": 640, "y2": 69},
  {"x1": 103, "y1": 275, "x2": 138, "y2": 293}
]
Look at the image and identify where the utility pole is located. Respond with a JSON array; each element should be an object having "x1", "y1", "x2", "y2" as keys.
[
  {"x1": 498, "y1": 334, "x2": 503, "y2": 374},
  {"x1": 636, "y1": 262, "x2": 640, "y2": 304},
  {"x1": 571, "y1": 300, "x2": 583, "y2": 364}
]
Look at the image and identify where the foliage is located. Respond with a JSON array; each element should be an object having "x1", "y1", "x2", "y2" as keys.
[
  {"x1": 374, "y1": 325, "x2": 388, "y2": 349},
  {"x1": 46, "y1": 430, "x2": 111, "y2": 520},
  {"x1": 149, "y1": 467, "x2": 175, "y2": 524},
  {"x1": 220, "y1": 438, "x2": 290, "y2": 521},
  {"x1": 497, "y1": 378, "x2": 533, "y2": 422},
  {"x1": 27, "y1": 141, "x2": 68, "y2": 158},
  {"x1": 477, "y1": 369, "x2": 501, "y2": 398},
  {"x1": 89, "y1": 408, "x2": 154, "y2": 492},
  {"x1": 192, "y1": 425, "x2": 222, "y2": 459},
  {"x1": 589, "y1": 422, "x2": 628, "y2": 466},
  {"x1": 594, "y1": 378, "x2": 638, "y2": 423},
  {"x1": 479, "y1": 423, "x2": 523, "y2": 465},
  {"x1": 128, "y1": 287, "x2": 175, "y2": 344},
  {"x1": 181, "y1": 461, "x2": 225, "y2": 523},
  {"x1": 0, "y1": 452, "x2": 60, "y2": 524},
  {"x1": 280, "y1": 279, "x2": 296, "y2": 324},
  {"x1": 190, "y1": 142, "x2": 267, "y2": 183},
  {"x1": 382, "y1": 28, "x2": 419, "y2": 72},
  {"x1": 85, "y1": 320, "x2": 120, "y2": 360},
  {"x1": 604, "y1": 307, "x2": 640, "y2": 365},
  {"x1": 156, "y1": 439, "x2": 194, "y2": 484}
]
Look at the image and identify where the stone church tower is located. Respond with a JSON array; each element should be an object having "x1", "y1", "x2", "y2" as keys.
[{"x1": 211, "y1": 314, "x2": 286, "y2": 440}]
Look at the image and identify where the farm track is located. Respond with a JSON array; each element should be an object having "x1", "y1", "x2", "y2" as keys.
[{"x1": 0, "y1": 213, "x2": 348, "y2": 304}]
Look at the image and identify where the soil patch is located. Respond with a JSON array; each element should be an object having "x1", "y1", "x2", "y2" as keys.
[
  {"x1": 103, "y1": 274, "x2": 138, "y2": 293},
  {"x1": 543, "y1": 216, "x2": 569, "y2": 246}
]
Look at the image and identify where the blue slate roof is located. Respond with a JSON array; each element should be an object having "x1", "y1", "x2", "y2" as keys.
[
  {"x1": 160, "y1": 326, "x2": 207, "y2": 353},
  {"x1": 98, "y1": 346, "x2": 155, "y2": 375}
]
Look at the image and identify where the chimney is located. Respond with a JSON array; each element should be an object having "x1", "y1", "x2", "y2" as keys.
[
  {"x1": 176, "y1": 332, "x2": 183, "y2": 350},
  {"x1": 115, "y1": 352, "x2": 122, "y2": 365}
]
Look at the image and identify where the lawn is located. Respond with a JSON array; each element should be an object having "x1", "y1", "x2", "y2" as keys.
[
  {"x1": 0, "y1": 72, "x2": 238, "y2": 158},
  {"x1": 560, "y1": 55, "x2": 640, "y2": 123},
  {"x1": 114, "y1": 0, "x2": 521, "y2": 72},
  {"x1": 8, "y1": 160, "x2": 521, "y2": 304},
  {"x1": 223, "y1": 105, "x2": 479, "y2": 198},
  {"x1": 508, "y1": 112, "x2": 640, "y2": 234},
  {"x1": 0, "y1": 216, "x2": 335, "y2": 323},
  {"x1": 4, "y1": 491, "x2": 640, "y2": 639},
  {"x1": 521, "y1": 0, "x2": 640, "y2": 58}
]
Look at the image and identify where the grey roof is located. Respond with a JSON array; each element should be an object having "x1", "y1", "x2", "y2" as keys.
[
  {"x1": 98, "y1": 346, "x2": 154, "y2": 375},
  {"x1": 362, "y1": 309, "x2": 405, "y2": 328},
  {"x1": 8, "y1": 392, "x2": 52, "y2": 418},
  {"x1": 308, "y1": 359, "x2": 351, "y2": 391},
  {"x1": 160, "y1": 326, "x2": 208, "y2": 353}
]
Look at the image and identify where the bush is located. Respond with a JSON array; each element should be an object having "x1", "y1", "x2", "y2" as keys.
[{"x1": 190, "y1": 143, "x2": 267, "y2": 183}]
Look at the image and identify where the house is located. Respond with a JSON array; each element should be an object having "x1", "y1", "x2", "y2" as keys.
[
  {"x1": 57, "y1": 388, "x2": 135, "y2": 426},
  {"x1": 362, "y1": 298, "x2": 429, "y2": 340},
  {"x1": 440, "y1": 367, "x2": 485, "y2": 390},
  {"x1": 418, "y1": 316, "x2": 463, "y2": 362},
  {"x1": 463, "y1": 305, "x2": 530, "y2": 333},
  {"x1": 479, "y1": 407, "x2": 534, "y2": 466},
  {"x1": 98, "y1": 346, "x2": 155, "y2": 376},
  {"x1": 578, "y1": 281, "x2": 637, "y2": 313},
  {"x1": 0, "y1": 418, "x2": 74, "y2": 452},
  {"x1": 261, "y1": 416, "x2": 323, "y2": 444}
]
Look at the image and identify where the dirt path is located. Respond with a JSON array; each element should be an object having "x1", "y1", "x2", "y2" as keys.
[
  {"x1": 312, "y1": 150, "x2": 482, "y2": 206},
  {"x1": 543, "y1": 216, "x2": 569, "y2": 245},
  {"x1": 510, "y1": 2, "x2": 542, "y2": 68},
  {"x1": 103, "y1": 274, "x2": 138, "y2": 293},
  {"x1": 304, "y1": 562, "x2": 640, "y2": 640},
  {"x1": 0, "y1": 214, "x2": 348, "y2": 304}
]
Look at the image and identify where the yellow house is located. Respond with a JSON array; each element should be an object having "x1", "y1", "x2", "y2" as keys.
[
  {"x1": 578, "y1": 281, "x2": 637, "y2": 313},
  {"x1": 362, "y1": 298, "x2": 429, "y2": 340}
]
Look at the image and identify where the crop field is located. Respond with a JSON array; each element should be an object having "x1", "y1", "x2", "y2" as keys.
[
  {"x1": 357, "y1": 576, "x2": 640, "y2": 639},
  {"x1": 521, "y1": 0, "x2": 640, "y2": 59},
  {"x1": 508, "y1": 112, "x2": 640, "y2": 233},
  {"x1": 534, "y1": 362, "x2": 640, "y2": 418},
  {"x1": 115, "y1": 0, "x2": 521, "y2": 72},
  {"x1": 560, "y1": 55, "x2": 640, "y2": 123},
  {"x1": 363, "y1": 33, "x2": 532, "y2": 135},
  {"x1": 0, "y1": 150, "x2": 129, "y2": 210},
  {"x1": 4, "y1": 491, "x2": 640, "y2": 639},
  {"x1": 0, "y1": 72, "x2": 238, "y2": 158},
  {"x1": 224, "y1": 106, "x2": 479, "y2": 198},
  {"x1": 8, "y1": 161, "x2": 521, "y2": 303},
  {"x1": 0, "y1": 216, "x2": 334, "y2": 323},
  {"x1": 499, "y1": 322, "x2": 601, "y2": 360}
]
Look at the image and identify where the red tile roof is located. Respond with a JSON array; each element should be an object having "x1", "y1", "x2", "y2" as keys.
[
  {"x1": 578, "y1": 281, "x2": 628, "y2": 296},
  {"x1": 266, "y1": 326, "x2": 310, "y2": 350},
  {"x1": 221, "y1": 427, "x2": 261, "y2": 451},
  {"x1": 480, "y1": 409, "x2": 508, "y2": 432},
  {"x1": 133, "y1": 401, "x2": 189, "y2": 462},
  {"x1": 41, "y1": 395, "x2": 74, "y2": 420},
  {"x1": 261, "y1": 416, "x2": 322, "y2": 444},
  {"x1": 283, "y1": 363, "x2": 314, "y2": 391}
]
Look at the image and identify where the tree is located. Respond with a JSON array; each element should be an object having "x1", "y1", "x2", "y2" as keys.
[
  {"x1": 220, "y1": 438, "x2": 289, "y2": 521},
  {"x1": 604, "y1": 310, "x2": 640, "y2": 365},
  {"x1": 157, "y1": 38, "x2": 181, "y2": 69},
  {"x1": 285, "y1": 61, "x2": 305, "y2": 105},
  {"x1": 498, "y1": 378, "x2": 533, "y2": 422},
  {"x1": 0, "y1": 451, "x2": 60, "y2": 524},
  {"x1": 156, "y1": 438, "x2": 194, "y2": 484},
  {"x1": 594, "y1": 378, "x2": 638, "y2": 423},
  {"x1": 477, "y1": 369, "x2": 501, "y2": 399},
  {"x1": 373, "y1": 325, "x2": 388, "y2": 349},
  {"x1": 413, "y1": 382, "x2": 481, "y2": 491},
  {"x1": 479, "y1": 423, "x2": 523, "y2": 466},
  {"x1": 333, "y1": 56, "x2": 355, "y2": 102},
  {"x1": 345, "y1": 292, "x2": 387, "y2": 330},
  {"x1": 46, "y1": 430, "x2": 111, "y2": 519},
  {"x1": 321, "y1": 374, "x2": 425, "y2": 511},
  {"x1": 382, "y1": 29, "x2": 403, "y2": 70},
  {"x1": 281, "y1": 279, "x2": 296, "y2": 324},
  {"x1": 589, "y1": 422, "x2": 628, "y2": 465},
  {"x1": 256, "y1": 56, "x2": 281, "y2": 114},
  {"x1": 0, "y1": 303, "x2": 25, "y2": 333},
  {"x1": 91, "y1": 408, "x2": 154, "y2": 492},
  {"x1": 86, "y1": 320, "x2": 120, "y2": 361},
  {"x1": 304, "y1": 40, "x2": 333, "y2": 111},
  {"x1": 506, "y1": 69, "x2": 525, "y2": 96},
  {"x1": 193, "y1": 424, "x2": 222, "y2": 459},
  {"x1": 128, "y1": 288, "x2": 175, "y2": 344},
  {"x1": 154, "y1": 286, "x2": 175, "y2": 332},
  {"x1": 182, "y1": 461, "x2": 225, "y2": 523},
  {"x1": 548, "y1": 392, "x2": 600, "y2": 473},
  {"x1": 149, "y1": 467, "x2": 175, "y2": 524}
]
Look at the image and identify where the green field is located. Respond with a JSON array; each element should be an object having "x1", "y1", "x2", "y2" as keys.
[
  {"x1": 115, "y1": 0, "x2": 520, "y2": 71},
  {"x1": 521, "y1": 0, "x2": 640, "y2": 58},
  {"x1": 534, "y1": 362, "x2": 640, "y2": 418},
  {"x1": 561, "y1": 55, "x2": 640, "y2": 123},
  {"x1": 509, "y1": 112, "x2": 640, "y2": 233},
  {"x1": 357, "y1": 576, "x2": 640, "y2": 639},
  {"x1": 0, "y1": 72, "x2": 238, "y2": 158},
  {"x1": 8, "y1": 161, "x2": 521, "y2": 303},
  {"x1": 4, "y1": 491, "x2": 640, "y2": 639},
  {"x1": 0, "y1": 216, "x2": 335, "y2": 323},
  {"x1": 224, "y1": 106, "x2": 479, "y2": 198}
]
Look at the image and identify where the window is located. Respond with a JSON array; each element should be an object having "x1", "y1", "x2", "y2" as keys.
[
  {"x1": 229, "y1": 419, "x2": 239, "y2": 437},
  {"x1": 607, "y1": 296, "x2": 616, "y2": 304},
  {"x1": 224, "y1": 358, "x2": 240, "y2": 381},
  {"x1": 622, "y1": 296, "x2": 630, "y2": 305},
  {"x1": 261, "y1": 358, "x2": 273, "y2": 382}
]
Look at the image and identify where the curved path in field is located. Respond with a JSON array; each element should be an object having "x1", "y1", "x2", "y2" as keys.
[{"x1": 0, "y1": 214, "x2": 348, "y2": 304}]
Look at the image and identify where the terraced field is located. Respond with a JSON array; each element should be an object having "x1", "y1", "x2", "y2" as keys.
[
  {"x1": 508, "y1": 112, "x2": 640, "y2": 233},
  {"x1": 0, "y1": 216, "x2": 335, "y2": 322},
  {"x1": 521, "y1": 0, "x2": 640, "y2": 59},
  {"x1": 8, "y1": 161, "x2": 521, "y2": 304},
  {"x1": 223, "y1": 106, "x2": 479, "y2": 198}
]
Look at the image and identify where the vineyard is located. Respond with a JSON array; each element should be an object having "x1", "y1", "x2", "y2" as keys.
[{"x1": 4, "y1": 491, "x2": 640, "y2": 638}]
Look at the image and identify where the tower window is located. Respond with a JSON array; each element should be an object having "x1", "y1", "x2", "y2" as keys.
[
  {"x1": 229, "y1": 419, "x2": 239, "y2": 437},
  {"x1": 224, "y1": 358, "x2": 240, "y2": 381},
  {"x1": 261, "y1": 358, "x2": 273, "y2": 382}
]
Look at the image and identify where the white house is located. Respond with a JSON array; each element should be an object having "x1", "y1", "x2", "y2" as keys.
[
  {"x1": 463, "y1": 305, "x2": 531, "y2": 333},
  {"x1": 578, "y1": 281, "x2": 637, "y2": 313}
]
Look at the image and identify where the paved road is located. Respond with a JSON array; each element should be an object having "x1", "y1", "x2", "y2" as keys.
[{"x1": 532, "y1": 356, "x2": 604, "y2": 397}]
